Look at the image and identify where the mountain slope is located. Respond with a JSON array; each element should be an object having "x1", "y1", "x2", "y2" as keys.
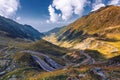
[
  {"x1": 0, "y1": 16, "x2": 44, "y2": 40},
  {"x1": 0, "y1": 34, "x2": 68, "y2": 79},
  {"x1": 43, "y1": 6, "x2": 120, "y2": 59},
  {"x1": 44, "y1": 26, "x2": 66, "y2": 36},
  {"x1": 58, "y1": 6, "x2": 120, "y2": 41}
]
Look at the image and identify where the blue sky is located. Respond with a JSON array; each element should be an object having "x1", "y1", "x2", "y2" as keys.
[
  {"x1": 16, "y1": 0, "x2": 76, "y2": 32},
  {"x1": 17, "y1": 0, "x2": 51, "y2": 19},
  {"x1": 0, "y1": 0, "x2": 120, "y2": 32}
]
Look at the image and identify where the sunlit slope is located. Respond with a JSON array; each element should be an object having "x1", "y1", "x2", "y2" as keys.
[
  {"x1": 58, "y1": 6, "x2": 120, "y2": 41},
  {"x1": 44, "y1": 6, "x2": 120, "y2": 59}
]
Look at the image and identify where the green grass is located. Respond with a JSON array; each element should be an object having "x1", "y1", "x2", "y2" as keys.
[
  {"x1": 13, "y1": 52, "x2": 40, "y2": 68},
  {"x1": 1, "y1": 67, "x2": 38, "y2": 80},
  {"x1": 41, "y1": 74, "x2": 67, "y2": 80},
  {"x1": 29, "y1": 69, "x2": 68, "y2": 80},
  {"x1": 84, "y1": 49, "x2": 106, "y2": 61},
  {"x1": 27, "y1": 39, "x2": 68, "y2": 56}
]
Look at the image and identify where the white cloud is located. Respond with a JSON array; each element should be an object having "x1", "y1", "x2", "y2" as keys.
[
  {"x1": 16, "y1": 16, "x2": 21, "y2": 21},
  {"x1": 52, "y1": 0, "x2": 73, "y2": 21},
  {"x1": 48, "y1": 5, "x2": 59, "y2": 23},
  {"x1": 92, "y1": 0, "x2": 105, "y2": 11},
  {"x1": 0, "y1": 0, "x2": 20, "y2": 18},
  {"x1": 71, "y1": 0, "x2": 87, "y2": 15},
  {"x1": 46, "y1": 20, "x2": 50, "y2": 23},
  {"x1": 48, "y1": 0, "x2": 87, "y2": 22},
  {"x1": 108, "y1": 0, "x2": 120, "y2": 5}
]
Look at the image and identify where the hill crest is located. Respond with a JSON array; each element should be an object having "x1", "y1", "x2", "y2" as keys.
[{"x1": 58, "y1": 5, "x2": 120, "y2": 41}]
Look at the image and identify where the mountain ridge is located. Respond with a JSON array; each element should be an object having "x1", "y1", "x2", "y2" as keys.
[
  {"x1": 58, "y1": 5, "x2": 120, "y2": 41},
  {"x1": 44, "y1": 26, "x2": 66, "y2": 36},
  {"x1": 0, "y1": 16, "x2": 44, "y2": 41}
]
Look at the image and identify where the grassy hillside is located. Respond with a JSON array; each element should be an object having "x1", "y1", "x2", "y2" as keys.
[
  {"x1": 58, "y1": 6, "x2": 120, "y2": 41},
  {"x1": 0, "y1": 15, "x2": 44, "y2": 41},
  {"x1": 0, "y1": 35, "x2": 69, "y2": 79},
  {"x1": 27, "y1": 39, "x2": 68, "y2": 56},
  {"x1": 43, "y1": 6, "x2": 120, "y2": 59},
  {"x1": 44, "y1": 26, "x2": 66, "y2": 36},
  {"x1": 1, "y1": 5, "x2": 120, "y2": 80},
  {"x1": 28, "y1": 64, "x2": 120, "y2": 80}
]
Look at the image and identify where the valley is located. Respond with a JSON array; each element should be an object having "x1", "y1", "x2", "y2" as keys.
[{"x1": 0, "y1": 5, "x2": 120, "y2": 80}]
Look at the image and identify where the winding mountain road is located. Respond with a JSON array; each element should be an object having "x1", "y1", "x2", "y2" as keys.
[
  {"x1": 79, "y1": 50, "x2": 107, "y2": 80},
  {"x1": 0, "y1": 48, "x2": 63, "y2": 72},
  {"x1": 44, "y1": 56, "x2": 63, "y2": 69},
  {"x1": 22, "y1": 50, "x2": 63, "y2": 71},
  {"x1": 79, "y1": 50, "x2": 95, "y2": 64},
  {"x1": 91, "y1": 67, "x2": 108, "y2": 80},
  {"x1": 0, "y1": 47, "x2": 8, "y2": 54},
  {"x1": 0, "y1": 47, "x2": 12, "y2": 76},
  {"x1": 32, "y1": 55, "x2": 55, "y2": 71}
]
